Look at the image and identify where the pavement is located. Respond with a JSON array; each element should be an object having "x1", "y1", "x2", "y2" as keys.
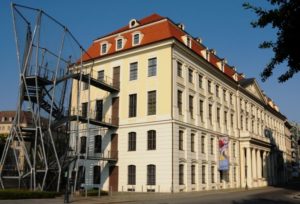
[{"x1": 0, "y1": 183, "x2": 300, "y2": 204}]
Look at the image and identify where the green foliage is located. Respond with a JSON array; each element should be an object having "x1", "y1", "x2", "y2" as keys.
[
  {"x1": 0, "y1": 189, "x2": 60, "y2": 200},
  {"x1": 243, "y1": 0, "x2": 300, "y2": 82},
  {"x1": 79, "y1": 188, "x2": 108, "y2": 196}
]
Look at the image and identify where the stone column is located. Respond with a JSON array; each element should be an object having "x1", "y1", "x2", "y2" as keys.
[
  {"x1": 257, "y1": 150, "x2": 262, "y2": 178},
  {"x1": 252, "y1": 148, "x2": 257, "y2": 187},
  {"x1": 256, "y1": 150, "x2": 261, "y2": 186},
  {"x1": 262, "y1": 151, "x2": 267, "y2": 179},
  {"x1": 240, "y1": 147, "x2": 245, "y2": 188},
  {"x1": 246, "y1": 147, "x2": 252, "y2": 188}
]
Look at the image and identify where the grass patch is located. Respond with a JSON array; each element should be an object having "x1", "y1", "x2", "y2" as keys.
[{"x1": 0, "y1": 189, "x2": 60, "y2": 200}]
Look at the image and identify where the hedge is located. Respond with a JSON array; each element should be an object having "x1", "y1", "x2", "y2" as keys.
[{"x1": 0, "y1": 189, "x2": 60, "y2": 200}]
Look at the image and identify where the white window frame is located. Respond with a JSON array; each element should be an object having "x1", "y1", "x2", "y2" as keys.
[
  {"x1": 132, "y1": 31, "x2": 143, "y2": 46},
  {"x1": 100, "y1": 41, "x2": 109, "y2": 55},
  {"x1": 115, "y1": 36, "x2": 126, "y2": 51}
]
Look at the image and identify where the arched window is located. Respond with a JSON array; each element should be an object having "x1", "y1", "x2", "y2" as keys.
[
  {"x1": 147, "y1": 130, "x2": 156, "y2": 150},
  {"x1": 128, "y1": 165, "x2": 136, "y2": 185},
  {"x1": 128, "y1": 132, "x2": 136, "y2": 151},
  {"x1": 147, "y1": 164, "x2": 156, "y2": 185},
  {"x1": 80, "y1": 136, "x2": 87, "y2": 154},
  {"x1": 94, "y1": 135, "x2": 102, "y2": 153},
  {"x1": 93, "y1": 165, "x2": 101, "y2": 184}
]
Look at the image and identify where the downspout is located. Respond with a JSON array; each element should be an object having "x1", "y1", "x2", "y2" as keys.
[{"x1": 171, "y1": 43, "x2": 174, "y2": 193}]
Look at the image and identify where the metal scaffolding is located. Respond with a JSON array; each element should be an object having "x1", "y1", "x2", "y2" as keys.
[{"x1": 0, "y1": 3, "x2": 119, "y2": 192}]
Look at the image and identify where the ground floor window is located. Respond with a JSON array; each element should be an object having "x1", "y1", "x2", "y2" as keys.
[{"x1": 179, "y1": 164, "x2": 184, "y2": 185}]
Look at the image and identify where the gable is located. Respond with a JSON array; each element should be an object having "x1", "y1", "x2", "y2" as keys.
[{"x1": 240, "y1": 78, "x2": 266, "y2": 103}]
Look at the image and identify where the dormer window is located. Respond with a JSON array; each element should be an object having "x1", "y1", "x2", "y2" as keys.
[
  {"x1": 129, "y1": 19, "x2": 140, "y2": 28},
  {"x1": 133, "y1": 33, "x2": 140, "y2": 45},
  {"x1": 117, "y1": 39, "x2": 123, "y2": 50},
  {"x1": 186, "y1": 36, "x2": 191, "y2": 48},
  {"x1": 132, "y1": 31, "x2": 143, "y2": 46},
  {"x1": 101, "y1": 42, "x2": 108, "y2": 55}
]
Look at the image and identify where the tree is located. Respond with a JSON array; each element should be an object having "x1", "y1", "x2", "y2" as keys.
[{"x1": 243, "y1": 0, "x2": 300, "y2": 82}]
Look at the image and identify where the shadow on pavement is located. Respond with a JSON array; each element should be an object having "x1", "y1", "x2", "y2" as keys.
[{"x1": 232, "y1": 198, "x2": 296, "y2": 204}]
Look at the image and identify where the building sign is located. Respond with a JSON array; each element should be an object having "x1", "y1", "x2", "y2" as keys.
[{"x1": 219, "y1": 136, "x2": 229, "y2": 171}]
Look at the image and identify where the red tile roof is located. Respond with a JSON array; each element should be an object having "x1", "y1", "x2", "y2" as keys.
[{"x1": 82, "y1": 14, "x2": 239, "y2": 82}]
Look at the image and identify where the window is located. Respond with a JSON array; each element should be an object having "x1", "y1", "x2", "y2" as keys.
[
  {"x1": 220, "y1": 170, "x2": 224, "y2": 182},
  {"x1": 223, "y1": 89, "x2": 227, "y2": 101},
  {"x1": 246, "y1": 118, "x2": 249, "y2": 131},
  {"x1": 252, "y1": 120, "x2": 255, "y2": 133},
  {"x1": 133, "y1": 33, "x2": 140, "y2": 45},
  {"x1": 178, "y1": 90, "x2": 183, "y2": 115},
  {"x1": 83, "y1": 82, "x2": 89, "y2": 90},
  {"x1": 191, "y1": 133, "x2": 195, "y2": 152},
  {"x1": 80, "y1": 136, "x2": 87, "y2": 154},
  {"x1": 191, "y1": 165, "x2": 196, "y2": 184},
  {"x1": 129, "y1": 94, "x2": 137, "y2": 117},
  {"x1": 117, "y1": 38, "x2": 123, "y2": 50},
  {"x1": 128, "y1": 132, "x2": 136, "y2": 151},
  {"x1": 147, "y1": 91, "x2": 156, "y2": 115},
  {"x1": 199, "y1": 75, "x2": 203, "y2": 88},
  {"x1": 224, "y1": 111, "x2": 228, "y2": 129},
  {"x1": 232, "y1": 142, "x2": 236, "y2": 158},
  {"x1": 202, "y1": 165, "x2": 206, "y2": 184},
  {"x1": 93, "y1": 166, "x2": 101, "y2": 184},
  {"x1": 94, "y1": 135, "x2": 102, "y2": 153},
  {"x1": 186, "y1": 36, "x2": 191, "y2": 47},
  {"x1": 216, "y1": 85, "x2": 219, "y2": 97},
  {"x1": 241, "y1": 115, "x2": 244, "y2": 129},
  {"x1": 233, "y1": 167, "x2": 237, "y2": 182},
  {"x1": 189, "y1": 95, "x2": 194, "y2": 118},
  {"x1": 209, "y1": 104, "x2": 212, "y2": 125},
  {"x1": 188, "y1": 69, "x2": 193, "y2": 83},
  {"x1": 210, "y1": 138, "x2": 214, "y2": 155},
  {"x1": 208, "y1": 80, "x2": 212, "y2": 93},
  {"x1": 96, "y1": 100, "x2": 103, "y2": 121},
  {"x1": 179, "y1": 164, "x2": 184, "y2": 185},
  {"x1": 200, "y1": 100, "x2": 204, "y2": 122},
  {"x1": 231, "y1": 114, "x2": 234, "y2": 127},
  {"x1": 128, "y1": 165, "x2": 136, "y2": 185},
  {"x1": 201, "y1": 134, "x2": 205, "y2": 153},
  {"x1": 211, "y1": 166, "x2": 215, "y2": 183},
  {"x1": 177, "y1": 61, "x2": 182, "y2": 77},
  {"x1": 82, "y1": 102, "x2": 88, "y2": 118},
  {"x1": 230, "y1": 93, "x2": 233, "y2": 104},
  {"x1": 147, "y1": 165, "x2": 156, "y2": 185},
  {"x1": 130, "y1": 62, "x2": 138, "y2": 80},
  {"x1": 217, "y1": 108, "x2": 220, "y2": 126},
  {"x1": 179, "y1": 130, "x2": 184, "y2": 150},
  {"x1": 147, "y1": 130, "x2": 156, "y2": 150},
  {"x1": 101, "y1": 43, "x2": 107, "y2": 54},
  {"x1": 148, "y1": 58, "x2": 157, "y2": 77}
]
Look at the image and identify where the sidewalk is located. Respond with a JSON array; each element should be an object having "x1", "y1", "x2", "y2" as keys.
[
  {"x1": 62, "y1": 186, "x2": 272, "y2": 204},
  {"x1": 0, "y1": 185, "x2": 298, "y2": 204}
]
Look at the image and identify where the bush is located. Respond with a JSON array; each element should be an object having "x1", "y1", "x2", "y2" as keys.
[
  {"x1": 0, "y1": 189, "x2": 60, "y2": 200},
  {"x1": 79, "y1": 188, "x2": 108, "y2": 196}
]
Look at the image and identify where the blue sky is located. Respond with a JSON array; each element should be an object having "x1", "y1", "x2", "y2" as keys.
[{"x1": 0, "y1": 0, "x2": 299, "y2": 123}]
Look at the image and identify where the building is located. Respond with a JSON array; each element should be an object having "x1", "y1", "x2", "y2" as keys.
[
  {"x1": 284, "y1": 121, "x2": 292, "y2": 182},
  {"x1": 290, "y1": 121, "x2": 300, "y2": 177},
  {"x1": 0, "y1": 111, "x2": 34, "y2": 173},
  {"x1": 69, "y1": 14, "x2": 288, "y2": 192}
]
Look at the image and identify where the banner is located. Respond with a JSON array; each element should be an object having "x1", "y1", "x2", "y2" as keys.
[{"x1": 219, "y1": 136, "x2": 229, "y2": 171}]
